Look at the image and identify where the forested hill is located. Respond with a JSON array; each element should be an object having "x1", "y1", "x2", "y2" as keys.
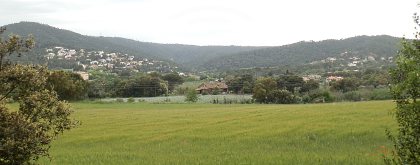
[
  {"x1": 199, "y1": 35, "x2": 401, "y2": 71},
  {"x1": 2, "y1": 22, "x2": 401, "y2": 72},
  {"x1": 2, "y1": 22, "x2": 261, "y2": 69}
]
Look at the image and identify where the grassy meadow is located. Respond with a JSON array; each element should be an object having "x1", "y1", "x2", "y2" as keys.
[{"x1": 38, "y1": 101, "x2": 396, "y2": 164}]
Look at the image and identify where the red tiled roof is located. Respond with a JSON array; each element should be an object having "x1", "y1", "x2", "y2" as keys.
[{"x1": 196, "y1": 82, "x2": 228, "y2": 91}]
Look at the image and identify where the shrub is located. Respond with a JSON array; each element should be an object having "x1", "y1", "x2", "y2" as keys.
[
  {"x1": 185, "y1": 89, "x2": 199, "y2": 103},
  {"x1": 344, "y1": 91, "x2": 362, "y2": 101},
  {"x1": 384, "y1": 26, "x2": 420, "y2": 164},
  {"x1": 164, "y1": 97, "x2": 171, "y2": 102},
  {"x1": 127, "y1": 97, "x2": 135, "y2": 103},
  {"x1": 370, "y1": 88, "x2": 392, "y2": 100},
  {"x1": 201, "y1": 91, "x2": 209, "y2": 95},
  {"x1": 211, "y1": 88, "x2": 222, "y2": 95},
  {"x1": 303, "y1": 89, "x2": 334, "y2": 103},
  {"x1": 267, "y1": 89, "x2": 296, "y2": 104}
]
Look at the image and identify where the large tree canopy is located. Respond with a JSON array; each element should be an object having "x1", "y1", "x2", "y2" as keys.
[
  {"x1": 47, "y1": 70, "x2": 88, "y2": 100},
  {"x1": 0, "y1": 27, "x2": 77, "y2": 164},
  {"x1": 385, "y1": 13, "x2": 420, "y2": 164}
]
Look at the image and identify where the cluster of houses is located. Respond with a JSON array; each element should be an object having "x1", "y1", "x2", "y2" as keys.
[
  {"x1": 303, "y1": 74, "x2": 344, "y2": 83},
  {"x1": 44, "y1": 47, "x2": 356, "y2": 94},
  {"x1": 309, "y1": 51, "x2": 394, "y2": 71},
  {"x1": 44, "y1": 47, "x2": 176, "y2": 72}
]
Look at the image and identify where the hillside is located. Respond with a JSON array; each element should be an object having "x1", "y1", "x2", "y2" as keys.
[
  {"x1": 200, "y1": 35, "x2": 401, "y2": 71},
  {"x1": 2, "y1": 22, "x2": 260, "y2": 69},
  {"x1": 2, "y1": 22, "x2": 401, "y2": 72}
]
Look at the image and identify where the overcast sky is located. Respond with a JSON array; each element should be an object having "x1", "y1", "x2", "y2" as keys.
[{"x1": 1, "y1": 0, "x2": 418, "y2": 46}]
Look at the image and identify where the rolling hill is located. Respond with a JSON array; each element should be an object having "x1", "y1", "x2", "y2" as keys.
[
  {"x1": 2, "y1": 22, "x2": 260, "y2": 70},
  {"x1": 2, "y1": 22, "x2": 401, "y2": 72},
  {"x1": 199, "y1": 35, "x2": 401, "y2": 71}
]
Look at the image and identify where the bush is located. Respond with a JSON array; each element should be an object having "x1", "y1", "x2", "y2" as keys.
[
  {"x1": 330, "y1": 78, "x2": 360, "y2": 93},
  {"x1": 211, "y1": 88, "x2": 222, "y2": 95},
  {"x1": 127, "y1": 97, "x2": 135, "y2": 103},
  {"x1": 370, "y1": 88, "x2": 392, "y2": 100},
  {"x1": 267, "y1": 89, "x2": 296, "y2": 104},
  {"x1": 344, "y1": 91, "x2": 362, "y2": 101},
  {"x1": 303, "y1": 89, "x2": 333, "y2": 103},
  {"x1": 164, "y1": 97, "x2": 171, "y2": 102},
  {"x1": 240, "y1": 98, "x2": 254, "y2": 104},
  {"x1": 185, "y1": 89, "x2": 199, "y2": 103},
  {"x1": 201, "y1": 91, "x2": 209, "y2": 95},
  {"x1": 47, "y1": 71, "x2": 88, "y2": 101},
  {"x1": 116, "y1": 98, "x2": 124, "y2": 103}
]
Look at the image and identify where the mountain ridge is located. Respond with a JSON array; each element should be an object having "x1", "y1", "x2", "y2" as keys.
[
  {"x1": 2, "y1": 22, "x2": 261, "y2": 69},
  {"x1": 2, "y1": 21, "x2": 401, "y2": 72},
  {"x1": 198, "y1": 35, "x2": 401, "y2": 71}
]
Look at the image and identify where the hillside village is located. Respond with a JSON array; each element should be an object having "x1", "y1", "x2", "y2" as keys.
[
  {"x1": 41, "y1": 46, "x2": 395, "y2": 88},
  {"x1": 308, "y1": 51, "x2": 394, "y2": 72},
  {"x1": 44, "y1": 47, "x2": 179, "y2": 74}
]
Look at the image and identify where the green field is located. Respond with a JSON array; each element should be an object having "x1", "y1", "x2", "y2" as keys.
[{"x1": 38, "y1": 101, "x2": 396, "y2": 164}]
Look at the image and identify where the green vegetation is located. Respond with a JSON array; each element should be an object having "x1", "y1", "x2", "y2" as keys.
[
  {"x1": 162, "y1": 72, "x2": 185, "y2": 92},
  {"x1": 0, "y1": 20, "x2": 404, "y2": 165},
  {"x1": 184, "y1": 89, "x2": 199, "y2": 103},
  {"x1": 225, "y1": 74, "x2": 254, "y2": 94},
  {"x1": 330, "y1": 78, "x2": 359, "y2": 93},
  {"x1": 384, "y1": 16, "x2": 420, "y2": 163},
  {"x1": 0, "y1": 28, "x2": 76, "y2": 164},
  {"x1": 115, "y1": 74, "x2": 168, "y2": 97},
  {"x1": 200, "y1": 35, "x2": 399, "y2": 71},
  {"x1": 2, "y1": 22, "x2": 259, "y2": 70},
  {"x1": 3, "y1": 22, "x2": 399, "y2": 73},
  {"x1": 88, "y1": 71, "x2": 172, "y2": 98},
  {"x1": 34, "y1": 101, "x2": 396, "y2": 164},
  {"x1": 47, "y1": 70, "x2": 88, "y2": 100},
  {"x1": 99, "y1": 95, "x2": 253, "y2": 104},
  {"x1": 174, "y1": 80, "x2": 204, "y2": 95}
]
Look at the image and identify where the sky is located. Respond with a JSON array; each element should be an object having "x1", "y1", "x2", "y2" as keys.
[{"x1": 0, "y1": 0, "x2": 419, "y2": 46}]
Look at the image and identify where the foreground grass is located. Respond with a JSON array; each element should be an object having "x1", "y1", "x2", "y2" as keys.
[{"x1": 39, "y1": 101, "x2": 395, "y2": 164}]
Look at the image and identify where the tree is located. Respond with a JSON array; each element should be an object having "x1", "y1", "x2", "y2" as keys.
[
  {"x1": 303, "y1": 89, "x2": 333, "y2": 103},
  {"x1": 252, "y1": 77, "x2": 277, "y2": 103},
  {"x1": 277, "y1": 75, "x2": 304, "y2": 93},
  {"x1": 0, "y1": 27, "x2": 77, "y2": 164},
  {"x1": 116, "y1": 75, "x2": 168, "y2": 97},
  {"x1": 227, "y1": 74, "x2": 254, "y2": 94},
  {"x1": 267, "y1": 89, "x2": 296, "y2": 104},
  {"x1": 185, "y1": 89, "x2": 199, "y2": 103},
  {"x1": 87, "y1": 71, "x2": 119, "y2": 98},
  {"x1": 162, "y1": 72, "x2": 184, "y2": 92},
  {"x1": 361, "y1": 69, "x2": 390, "y2": 88},
  {"x1": 0, "y1": 28, "x2": 33, "y2": 70},
  {"x1": 330, "y1": 78, "x2": 359, "y2": 93},
  {"x1": 384, "y1": 13, "x2": 420, "y2": 164},
  {"x1": 300, "y1": 79, "x2": 320, "y2": 93},
  {"x1": 47, "y1": 71, "x2": 88, "y2": 100}
]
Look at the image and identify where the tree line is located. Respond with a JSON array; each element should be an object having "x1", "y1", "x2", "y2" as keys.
[
  {"x1": 222, "y1": 69, "x2": 391, "y2": 104},
  {"x1": 87, "y1": 71, "x2": 184, "y2": 99}
]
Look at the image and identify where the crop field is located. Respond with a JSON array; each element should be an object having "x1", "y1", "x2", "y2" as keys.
[
  {"x1": 38, "y1": 101, "x2": 396, "y2": 164},
  {"x1": 100, "y1": 94, "x2": 253, "y2": 104}
]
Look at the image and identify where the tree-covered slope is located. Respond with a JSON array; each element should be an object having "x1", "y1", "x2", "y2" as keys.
[
  {"x1": 2, "y1": 22, "x2": 260, "y2": 69},
  {"x1": 2, "y1": 22, "x2": 401, "y2": 72},
  {"x1": 200, "y1": 35, "x2": 400, "y2": 71}
]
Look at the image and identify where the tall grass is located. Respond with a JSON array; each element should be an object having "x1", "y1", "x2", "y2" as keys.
[
  {"x1": 98, "y1": 95, "x2": 253, "y2": 104},
  {"x1": 38, "y1": 101, "x2": 395, "y2": 164}
]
